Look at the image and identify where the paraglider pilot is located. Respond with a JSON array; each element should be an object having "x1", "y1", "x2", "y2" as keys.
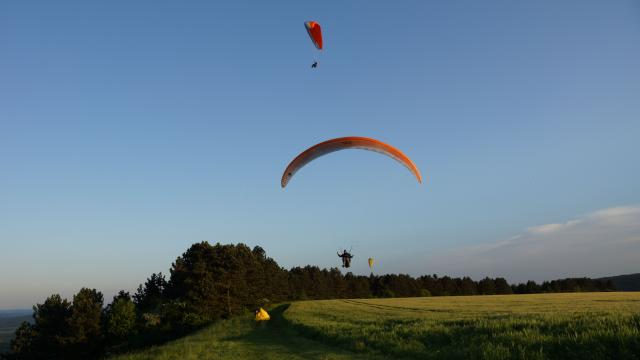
[
  {"x1": 337, "y1": 250, "x2": 354, "y2": 268},
  {"x1": 311, "y1": 61, "x2": 318, "y2": 68}
]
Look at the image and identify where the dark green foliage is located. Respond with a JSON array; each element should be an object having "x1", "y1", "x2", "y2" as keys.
[
  {"x1": 6, "y1": 322, "x2": 35, "y2": 358},
  {"x1": 494, "y1": 277, "x2": 512, "y2": 294},
  {"x1": 345, "y1": 273, "x2": 371, "y2": 299},
  {"x1": 8, "y1": 294, "x2": 72, "y2": 359},
  {"x1": 287, "y1": 266, "x2": 353, "y2": 300},
  {"x1": 511, "y1": 278, "x2": 613, "y2": 294},
  {"x1": 104, "y1": 292, "x2": 137, "y2": 342},
  {"x1": 66, "y1": 288, "x2": 104, "y2": 356},
  {"x1": 133, "y1": 273, "x2": 167, "y2": 313},
  {"x1": 32, "y1": 294, "x2": 72, "y2": 353},
  {"x1": 166, "y1": 242, "x2": 290, "y2": 326},
  {"x1": 459, "y1": 276, "x2": 478, "y2": 295},
  {"x1": 23, "y1": 294, "x2": 71, "y2": 358},
  {"x1": 376, "y1": 274, "x2": 422, "y2": 297},
  {"x1": 478, "y1": 277, "x2": 497, "y2": 295}
]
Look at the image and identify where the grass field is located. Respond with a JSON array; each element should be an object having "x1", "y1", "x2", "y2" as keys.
[
  {"x1": 110, "y1": 305, "x2": 377, "y2": 360},
  {"x1": 112, "y1": 292, "x2": 640, "y2": 360},
  {"x1": 286, "y1": 293, "x2": 640, "y2": 359}
]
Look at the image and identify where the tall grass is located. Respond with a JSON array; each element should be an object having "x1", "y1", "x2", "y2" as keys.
[{"x1": 283, "y1": 293, "x2": 640, "y2": 359}]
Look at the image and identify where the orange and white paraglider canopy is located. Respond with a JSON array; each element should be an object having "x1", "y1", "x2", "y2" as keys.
[{"x1": 281, "y1": 136, "x2": 422, "y2": 188}]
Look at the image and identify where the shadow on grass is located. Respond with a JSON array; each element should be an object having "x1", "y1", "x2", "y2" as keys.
[
  {"x1": 222, "y1": 304, "x2": 377, "y2": 359},
  {"x1": 221, "y1": 304, "x2": 293, "y2": 343},
  {"x1": 104, "y1": 322, "x2": 209, "y2": 358}
]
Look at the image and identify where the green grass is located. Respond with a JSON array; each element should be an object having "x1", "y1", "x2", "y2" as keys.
[
  {"x1": 110, "y1": 305, "x2": 377, "y2": 360},
  {"x1": 112, "y1": 293, "x2": 640, "y2": 360},
  {"x1": 285, "y1": 293, "x2": 640, "y2": 359}
]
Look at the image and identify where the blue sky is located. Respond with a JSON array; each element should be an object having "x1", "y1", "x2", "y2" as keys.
[{"x1": 1, "y1": 0, "x2": 639, "y2": 308}]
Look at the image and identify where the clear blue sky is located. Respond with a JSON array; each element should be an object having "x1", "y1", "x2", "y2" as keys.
[{"x1": 1, "y1": 0, "x2": 639, "y2": 308}]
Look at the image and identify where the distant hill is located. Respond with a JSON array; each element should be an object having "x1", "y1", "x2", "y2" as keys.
[
  {"x1": 598, "y1": 273, "x2": 640, "y2": 291},
  {"x1": 0, "y1": 309, "x2": 31, "y2": 319},
  {"x1": 0, "y1": 312, "x2": 32, "y2": 353}
]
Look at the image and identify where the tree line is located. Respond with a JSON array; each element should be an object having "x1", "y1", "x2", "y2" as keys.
[{"x1": 3, "y1": 242, "x2": 615, "y2": 359}]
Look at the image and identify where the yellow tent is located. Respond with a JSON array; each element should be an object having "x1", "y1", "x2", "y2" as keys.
[{"x1": 255, "y1": 307, "x2": 270, "y2": 321}]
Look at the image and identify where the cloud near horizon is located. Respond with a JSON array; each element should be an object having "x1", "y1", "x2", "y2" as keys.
[{"x1": 420, "y1": 206, "x2": 640, "y2": 283}]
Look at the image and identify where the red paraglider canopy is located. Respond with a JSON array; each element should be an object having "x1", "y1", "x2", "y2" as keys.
[{"x1": 304, "y1": 21, "x2": 323, "y2": 50}]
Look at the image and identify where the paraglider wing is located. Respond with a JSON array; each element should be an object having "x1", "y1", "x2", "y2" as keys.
[
  {"x1": 281, "y1": 136, "x2": 422, "y2": 188},
  {"x1": 255, "y1": 308, "x2": 270, "y2": 321},
  {"x1": 304, "y1": 21, "x2": 323, "y2": 50}
]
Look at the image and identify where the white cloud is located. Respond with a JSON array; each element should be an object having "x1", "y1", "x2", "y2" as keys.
[
  {"x1": 415, "y1": 205, "x2": 640, "y2": 283},
  {"x1": 589, "y1": 206, "x2": 640, "y2": 225},
  {"x1": 526, "y1": 219, "x2": 582, "y2": 235}
]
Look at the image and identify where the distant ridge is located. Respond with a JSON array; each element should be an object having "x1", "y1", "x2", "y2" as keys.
[
  {"x1": 0, "y1": 309, "x2": 31, "y2": 318},
  {"x1": 598, "y1": 273, "x2": 640, "y2": 291},
  {"x1": 0, "y1": 312, "x2": 32, "y2": 353}
]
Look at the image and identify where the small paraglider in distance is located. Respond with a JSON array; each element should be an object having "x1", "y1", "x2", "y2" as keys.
[
  {"x1": 368, "y1": 257, "x2": 374, "y2": 272},
  {"x1": 281, "y1": 136, "x2": 423, "y2": 188},
  {"x1": 304, "y1": 21, "x2": 322, "y2": 68},
  {"x1": 338, "y1": 249, "x2": 354, "y2": 268}
]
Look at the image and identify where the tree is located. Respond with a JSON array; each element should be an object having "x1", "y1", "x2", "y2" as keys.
[
  {"x1": 66, "y1": 288, "x2": 104, "y2": 356},
  {"x1": 525, "y1": 280, "x2": 541, "y2": 294},
  {"x1": 418, "y1": 275, "x2": 437, "y2": 296},
  {"x1": 9, "y1": 294, "x2": 72, "y2": 358},
  {"x1": 345, "y1": 273, "x2": 371, "y2": 299},
  {"x1": 262, "y1": 258, "x2": 289, "y2": 303},
  {"x1": 166, "y1": 242, "x2": 279, "y2": 324},
  {"x1": 459, "y1": 277, "x2": 478, "y2": 295},
  {"x1": 478, "y1": 278, "x2": 496, "y2": 295},
  {"x1": 167, "y1": 242, "x2": 226, "y2": 322},
  {"x1": 104, "y1": 291, "x2": 137, "y2": 341},
  {"x1": 133, "y1": 273, "x2": 167, "y2": 313},
  {"x1": 440, "y1": 276, "x2": 458, "y2": 296},
  {"x1": 9, "y1": 322, "x2": 37, "y2": 358},
  {"x1": 494, "y1": 278, "x2": 512, "y2": 294},
  {"x1": 329, "y1": 268, "x2": 347, "y2": 298}
]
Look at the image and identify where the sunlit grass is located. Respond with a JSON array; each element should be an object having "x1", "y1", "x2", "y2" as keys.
[{"x1": 284, "y1": 293, "x2": 640, "y2": 359}]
